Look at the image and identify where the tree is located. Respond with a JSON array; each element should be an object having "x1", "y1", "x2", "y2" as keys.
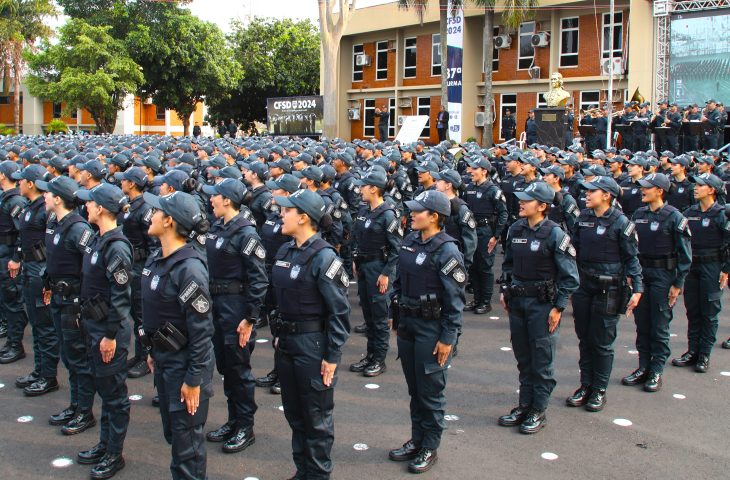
[
  {"x1": 25, "y1": 19, "x2": 143, "y2": 133},
  {"x1": 318, "y1": 0, "x2": 357, "y2": 138},
  {"x1": 0, "y1": 0, "x2": 57, "y2": 133},
  {"x1": 126, "y1": 9, "x2": 240, "y2": 135},
  {"x1": 207, "y1": 17, "x2": 320, "y2": 130}
]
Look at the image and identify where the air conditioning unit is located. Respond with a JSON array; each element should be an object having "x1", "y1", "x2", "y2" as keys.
[
  {"x1": 144, "y1": 97, "x2": 154, "y2": 105},
  {"x1": 531, "y1": 32, "x2": 550, "y2": 48},
  {"x1": 601, "y1": 57, "x2": 624, "y2": 76},
  {"x1": 398, "y1": 98, "x2": 412, "y2": 108},
  {"x1": 398, "y1": 116, "x2": 405, "y2": 126},
  {"x1": 355, "y1": 54, "x2": 371, "y2": 66},
  {"x1": 528, "y1": 66, "x2": 541, "y2": 79},
  {"x1": 347, "y1": 108, "x2": 360, "y2": 121},
  {"x1": 494, "y1": 35, "x2": 512, "y2": 49},
  {"x1": 475, "y1": 111, "x2": 486, "y2": 127},
  {"x1": 388, "y1": 40, "x2": 396, "y2": 51}
]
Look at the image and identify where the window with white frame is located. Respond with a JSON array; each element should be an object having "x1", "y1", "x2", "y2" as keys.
[
  {"x1": 353, "y1": 44, "x2": 363, "y2": 82},
  {"x1": 602, "y1": 12, "x2": 623, "y2": 60},
  {"x1": 364, "y1": 99, "x2": 376, "y2": 137},
  {"x1": 417, "y1": 97, "x2": 431, "y2": 138},
  {"x1": 156, "y1": 105, "x2": 166, "y2": 121},
  {"x1": 484, "y1": 27, "x2": 500, "y2": 73},
  {"x1": 518, "y1": 22, "x2": 535, "y2": 70},
  {"x1": 431, "y1": 34, "x2": 441, "y2": 76},
  {"x1": 560, "y1": 17, "x2": 579, "y2": 67},
  {"x1": 376, "y1": 41, "x2": 389, "y2": 80},
  {"x1": 536, "y1": 93, "x2": 547, "y2": 108},
  {"x1": 404, "y1": 37, "x2": 417, "y2": 78},
  {"x1": 580, "y1": 91, "x2": 600, "y2": 111},
  {"x1": 500, "y1": 94, "x2": 517, "y2": 137},
  {"x1": 389, "y1": 98, "x2": 396, "y2": 137}
]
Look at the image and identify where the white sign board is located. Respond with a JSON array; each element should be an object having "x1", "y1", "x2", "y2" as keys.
[{"x1": 395, "y1": 116, "x2": 429, "y2": 144}]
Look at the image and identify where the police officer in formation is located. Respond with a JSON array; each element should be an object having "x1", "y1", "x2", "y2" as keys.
[
  {"x1": 389, "y1": 190, "x2": 465, "y2": 473},
  {"x1": 270, "y1": 189, "x2": 350, "y2": 480},
  {"x1": 350, "y1": 167, "x2": 401, "y2": 377},
  {"x1": 568, "y1": 176, "x2": 643, "y2": 411},
  {"x1": 202, "y1": 178, "x2": 268, "y2": 453},
  {"x1": 75, "y1": 184, "x2": 133, "y2": 478},
  {"x1": 499, "y1": 182, "x2": 579, "y2": 433},
  {"x1": 142, "y1": 191, "x2": 214, "y2": 480}
]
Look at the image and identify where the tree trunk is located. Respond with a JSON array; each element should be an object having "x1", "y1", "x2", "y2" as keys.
[
  {"x1": 182, "y1": 115, "x2": 190, "y2": 136},
  {"x1": 439, "y1": 0, "x2": 448, "y2": 112},
  {"x1": 13, "y1": 72, "x2": 20, "y2": 134},
  {"x1": 481, "y1": 9, "x2": 494, "y2": 147},
  {"x1": 321, "y1": 30, "x2": 339, "y2": 139}
]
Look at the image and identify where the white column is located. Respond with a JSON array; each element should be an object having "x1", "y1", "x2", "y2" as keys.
[
  {"x1": 21, "y1": 84, "x2": 44, "y2": 135},
  {"x1": 165, "y1": 109, "x2": 171, "y2": 136}
]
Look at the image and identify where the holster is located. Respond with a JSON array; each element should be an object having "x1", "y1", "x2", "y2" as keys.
[
  {"x1": 31, "y1": 243, "x2": 47, "y2": 262},
  {"x1": 138, "y1": 326, "x2": 153, "y2": 352},
  {"x1": 618, "y1": 281, "x2": 632, "y2": 316},
  {"x1": 80, "y1": 294, "x2": 110, "y2": 322},
  {"x1": 152, "y1": 322, "x2": 188, "y2": 352},
  {"x1": 419, "y1": 294, "x2": 441, "y2": 320},
  {"x1": 269, "y1": 309, "x2": 282, "y2": 337}
]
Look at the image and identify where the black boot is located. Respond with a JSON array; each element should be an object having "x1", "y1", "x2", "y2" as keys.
[
  {"x1": 585, "y1": 389, "x2": 607, "y2": 412},
  {"x1": 0, "y1": 343, "x2": 25, "y2": 364},
  {"x1": 61, "y1": 410, "x2": 96, "y2": 435},
  {"x1": 363, "y1": 361, "x2": 386, "y2": 377},
  {"x1": 671, "y1": 351, "x2": 697, "y2": 367},
  {"x1": 270, "y1": 381, "x2": 281, "y2": 395},
  {"x1": 15, "y1": 371, "x2": 40, "y2": 389},
  {"x1": 722, "y1": 338, "x2": 730, "y2": 349},
  {"x1": 643, "y1": 372, "x2": 662, "y2": 392},
  {"x1": 408, "y1": 448, "x2": 438, "y2": 474},
  {"x1": 90, "y1": 453, "x2": 125, "y2": 479},
  {"x1": 694, "y1": 354, "x2": 709, "y2": 373},
  {"x1": 151, "y1": 395, "x2": 159, "y2": 407},
  {"x1": 255, "y1": 370, "x2": 278, "y2": 387},
  {"x1": 621, "y1": 367, "x2": 648, "y2": 386},
  {"x1": 127, "y1": 359, "x2": 150, "y2": 378},
  {"x1": 222, "y1": 427, "x2": 255, "y2": 453},
  {"x1": 24, "y1": 377, "x2": 59, "y2": 397},
  {"x1": 349, "y1": 355, "x2": 373, "y2": 373},
  {"x1": 78, "y1": 442, "x2": 107, "y2": 465},
  {"x1": 49, "y1": 404, "x2": 77, "y2": 426},
  {"x1": 519, "y1": 409, "x2": 547, "y2": 434},
  {"x1": 388, "y1": 439, "x2": 420, "y2": 462},
  {"x1": 474, "y1": 304, "x2": 492, "y2": 315},
  {"x1": 206, "y1": 421, "x2": 236, "y2": 443},
  {"x1": 498, "y1": 405, "x2": 530, "y2": 427},
  {"x1": 565, "y1": 385, "x2": 591, "y2": 407},
  {"x1": 0, "y1": 319, "x2": 7, "y2": 339},
  {"x1": 463, "y1": 300, "x2": 476, "y2": 312},
  {"x1": 353, "y1": 323, "x2": 368, "y2": 334}
]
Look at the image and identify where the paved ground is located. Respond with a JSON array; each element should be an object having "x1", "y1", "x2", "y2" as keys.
[{"x1": 2, "y1": 256, "x2": 730, "y2": 479}]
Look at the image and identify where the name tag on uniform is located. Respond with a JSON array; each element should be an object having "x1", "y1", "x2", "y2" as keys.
[
  {"x1": 275, "y1": 260, "x2": 291, "y2": 268},
  {"x1": 512, "y1": 238, "x2": 528, "y2": 244},
  {"x1": 578, "y1": 222, "x2": 594, "y2": 227},
  {"x1": 142, "y1": 268, "x2": 151, "y2": 276}
]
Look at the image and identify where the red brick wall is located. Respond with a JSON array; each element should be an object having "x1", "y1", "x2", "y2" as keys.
[
  {"x1": 352, "y1": 41, "x2": 396, "y2": 89},
  {"x1": 402, "y1": 34, "x2": 441, "y2": 87},
  {"x1": 350, "y1": 95, "x2": 441, "y2": 144},
  {"x1": 559, "y1": 12, "x2": 628, "y2": 78}
]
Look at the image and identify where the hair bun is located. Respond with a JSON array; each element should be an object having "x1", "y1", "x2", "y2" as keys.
[{"x1": 318, "y1": 213, "x2": 333, "y2": 231}]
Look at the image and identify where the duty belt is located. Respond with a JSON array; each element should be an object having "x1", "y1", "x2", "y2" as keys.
[
  {"x1": 353, "y1": 250, "x2": 386, "y2": 264},
  {"x1": 0, "y1": 232, "x2": 18, "y2": 245},
  {"x1": 639, "y1": 254, "x2": 677, "y2": 269},
  {"x1": 578, "y1": 268, "x2": 621, "y2": 286},
  {"x1": 209, "y1": 280, "x2": 246, "y2": 296},
  {"x1": 399, "y1": 304, "x2": 439, "y2": 319},
  {"x1": 277, "y1": 318, "x2": 325, "y2": 335},
  {"x1": 49, "y1": 279, "x2": 80, "y2": 297},
  {"x1": 475, "y1": 215, "x2": 496, "y2": 227},
  {"x1": 691, "y1": 249, "x2": 724, "y2": 265}
]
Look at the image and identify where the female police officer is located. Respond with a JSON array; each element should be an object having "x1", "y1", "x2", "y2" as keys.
[
  {"x1": 498, "y1": 182, "x2": 579, "y2": 434},
  {"x1": 568, "y1": 176, "x2": 643, "y2": 412},
  {"x1": 75, "y1": 184, "x2": 133, "y2": 479},
  {"x1": 201, "y1": 178, "x2": 268, "y2": 453},
  {"x1": 622, "y1": 173, "x2": 691, "y2": 392},
  {"x1": 388, "y1": 190, "x2": 465, "y2": 474},
  {"x1": 270, "y1": 188, "x2": 350, "y2": 480},
  {"x1": 141, "y1": 191, "x2": 214, "y2": 480},
  {"x1": 671, "y1": 173, "x2": 729, "y2": 373},
  {"x1": 349, "y1": 166, "x2": 401, "y2": 378}
]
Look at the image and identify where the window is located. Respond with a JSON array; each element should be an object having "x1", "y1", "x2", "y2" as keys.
[
  {"x1": 492, "y1": 27, "x2": 500, "y2": 72},
  {"x1": 580, "y1": 91, "x2": 600, "y2": 111},
  {"x1": 53, "y1": 103, "x2": 62, "y2": 118},
  {"x1": 389, "y1": 97, "x2": 397, "y2": 137},
  {"x1": 376, "y1": 41, "x2": 389, "y2": 80},
  {"x1": 431, "y1": 34, "x2": 441, "y2": 76},
  {"x1": 353, "y1": 44, "x2": 364, "y2": 82},
  {"x1": 404, "y1": 37, "x2": 417, "y2": 78},
  {"x1": 560, "y1": 17, "x2": 579, "y2": 67},
  {"x1": 499, "y1": 94, "x2": 517, "y2": 138},
  {"x1": 518, "y1": 22, "x2": 535, "y2": 70},
  {"x1": 71, "y1": 109, "x2": 78, "y2": 119},
  {"x1": 536, "y1": 93, "x2": 547, "y2": 108},
  {"x1": 156, "y1": 105, "x2": 166, "y2": 120},
  {"x1": 0, "y1": 96, "x2": 9, "y2": 105},
  {"x1": 602, "y1": 12, "x2": 623, "y2": 60},
  {"x1": 363, "y1": 99, "x2": 375, "y2": 137},
  {"x1": 417, "y1": 97, "x2": 431, "y2": 138}
]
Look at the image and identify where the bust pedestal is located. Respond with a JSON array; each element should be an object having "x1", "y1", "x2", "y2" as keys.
[{"x1": 534, "y1": 108, "x2": 567, "y2": 148}]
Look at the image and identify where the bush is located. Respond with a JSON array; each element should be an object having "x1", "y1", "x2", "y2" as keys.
[
  {"x1": 0, "y1": 124, "x2": 15, "y2": 135},
  {"x1": 465, "y1": 136, "x2": 477, "y2": 143},
  {"x1": 46, "y1": 119, "x2": 68, "y2": 134}
]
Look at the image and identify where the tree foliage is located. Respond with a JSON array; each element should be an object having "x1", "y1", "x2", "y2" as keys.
[
  {"x1": 126, "y1": 9, "x2": 240, "y2": 135},
  {"x1": 207, "y1": 17, "x2": 320, "y2": 129},
  {"x1": 24, "y1": 19, "x2": 143, "y2": 133}
]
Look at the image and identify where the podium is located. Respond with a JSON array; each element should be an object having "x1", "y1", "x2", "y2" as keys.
[
  {"x1": 614, "y1": 124, "x2": 631, "y2": 149},
  {"x1": 534, "y1": 108, "x2": 567, "y2": 148},
  {"x1": 686, "y1": 121, "x2": 703, "y2": 136},
  {"x1": 578, "y1": 125, "x2": 596, "y2": 138}
]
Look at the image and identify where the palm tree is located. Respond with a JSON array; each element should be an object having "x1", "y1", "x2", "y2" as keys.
[{"x1": 0, "y1": 0, "x2": 56, "y2": 134}]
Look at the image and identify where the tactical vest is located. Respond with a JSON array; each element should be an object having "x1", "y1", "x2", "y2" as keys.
[
  {"x1": 122, "y1": 196, "x2": 153, "y2": 252},
  {"x1": 667, "y1": 180, "x2": 692, "y2": 212},
  {"x1": 510, "y1": 219, "x2": 558, "y2": 281},
  {"x1": 0, "y1": 189, "x2": 21, "y2": 234},
  {"x1": 272, "y1": 238, "x2": 331, "y2": 319},
  {"x1": 619, "y1": 180, "x2": 643, "y2": 217},
  {"x1": 45, "y1": 214, "x2": 88, "y2": 279},
  {"x1": 260, "y1": 214, "x2": 289, "y2": 265},
  {"x1": 354, "y1": 203, "x2": 394, "y2": 253},
  {"x1": 576, "y1": 209, "x2": 622, "y2": 264},
  {"x1": 445, "y1": 198, "x2": 467, "y2": 240},
  {"x1": 80, "y1": 229, "x2": 131, "y2": 301},
  {"x1": 205, "y1": 215, "x2": 256, "y2": 280},
  {"x1": 142, "y1": 245, "x2": 205, "y2": 333},
  {"x1": 633, "y1": 205, "x2": 676, "y2": 257},
  {"x1": 685, "y1": 203, "x2": 724, "y2": 250},
  {"x1": 19, "y1": 197, "x2": 46, "y2": 254},
  {"x1": 465, "y1": 182, "x2": 497, "y2": 217},
  {"x1": 398, "y1": 231, "x2": 454, "y2": 300}
]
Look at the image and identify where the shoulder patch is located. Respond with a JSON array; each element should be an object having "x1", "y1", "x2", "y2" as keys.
[
  {"x1": 263, "y1": 198, "x2": 273, "y2": 210},
  {"x1": 325, "y1": 257, "x2": 343, "y2": 279},
  {"x1": 243, "y1": 237, "x2": 257, "y2": 256},
  {"x1": 677, "y1": 218, "x2": 688, "y2": 232},
  {"x1": 143, "y1": 208, "x2": 153, "y2": 224},
  {"x1": 106, "y1": 255, "x2": 123, "y2": 273},
  {"x1": 113, "y1": 269, "x2": 129, "y2": 286},
  {"x1": 387, "y1": 219, "x2": 398, "y2": 233},
  {"x1": 440, "y1": 257, "x2": 459, "y2": 275},
  {"x1": 79, "y1": 229, "x2": 92, "y2": 247},
  {"x1": 191, "y1": 294, "x2": 210, "y2": 314},
  {"x1": 451, "y1": 267, "x2": 467, "y2": 285},
  {"x1": 622, "y1": 222, "x2": 635, "y2": 237},
  {"x1": 179, "y1": 280, "x2": 200, "y2": 303},
  {"x1": 339, "y1": 269, "x2": 349, "y2": 288},
  {"x1": 558, "y1": 234, "x2": 571, "y2": 252},
  {"x1": 10, "y1": 205, "x2": 21, "y2": 218}
]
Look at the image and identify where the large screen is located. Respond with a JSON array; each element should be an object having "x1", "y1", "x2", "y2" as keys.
[
  {"x1": 669, "y1": 10, "x2": 730, "y2": 106},
  {"x1": 266, "y1": 96, "x2": 324, "y2": 137}
]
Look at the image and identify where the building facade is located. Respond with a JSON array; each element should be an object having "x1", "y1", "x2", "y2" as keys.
[{"x1": 333, "y1": 0, "x2": 656, "y2": 144}]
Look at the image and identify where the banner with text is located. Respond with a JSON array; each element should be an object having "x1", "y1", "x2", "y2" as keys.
[
  {"x1": 446, "y1": 0, "x2": 464, "y2": 143},
  {"x1": 266, "y1": 96, "x2": 324, "y2": 136}
]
